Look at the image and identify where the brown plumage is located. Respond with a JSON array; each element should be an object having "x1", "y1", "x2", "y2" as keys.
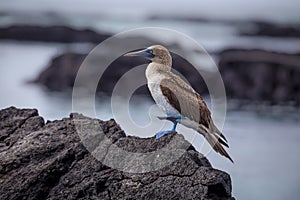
[
  {"x1": 124, "y1": 44, "x2": 233, "y2": 163},
  {"x1": 159, "y1": 74, "x2": 233, "y2": 163},
  {"x1": 160, "y1": 78, "x2": 211, "y2": 129}
]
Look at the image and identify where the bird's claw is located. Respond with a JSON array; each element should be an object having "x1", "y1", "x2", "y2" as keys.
[
  {"x1": 155, "y1": 130, "x2": 176, "y2": 139},
  {"x1": 156, "y1": 116, "x2": 183, "y2": 139}
]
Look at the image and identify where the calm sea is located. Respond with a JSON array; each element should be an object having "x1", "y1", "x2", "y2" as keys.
[
  {"x1": 1, "y1": 1, "x2": 300, "y2": 198},
  {"x1": 1, "y1": 41, "x2": 300, "y2": 200}
]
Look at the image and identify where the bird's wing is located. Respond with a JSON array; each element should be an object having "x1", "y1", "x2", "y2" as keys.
[
  {"x1": 160, "y1": 73, "x2": 233, "y2": 163},
  {"x1": 159, "y1": 74, "x2": 211, "y2": 129}
]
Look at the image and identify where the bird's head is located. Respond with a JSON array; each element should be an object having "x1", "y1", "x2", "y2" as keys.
[{"x1": 124, "y1": 45, "x2": 172, "y2": 67}]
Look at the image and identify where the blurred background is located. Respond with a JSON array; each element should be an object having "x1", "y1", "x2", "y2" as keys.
[{"x1": 1, "y1": 0, "x2": 300, "y2": 199}]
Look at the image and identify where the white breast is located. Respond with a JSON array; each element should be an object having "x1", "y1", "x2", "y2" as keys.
[{"x1": 145, "y1": 63, "x2": 180, "y2": 116}]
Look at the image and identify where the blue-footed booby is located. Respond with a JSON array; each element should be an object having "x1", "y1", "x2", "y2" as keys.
[{"x1": 124, "y1": 45, "x2": 233, "y2": 162}]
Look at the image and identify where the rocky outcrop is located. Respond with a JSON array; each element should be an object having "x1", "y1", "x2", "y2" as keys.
[
  {"x1": 0, "y1": 25, "x2": 110, "y2": 43},
  {"x1": 33, "y1": 48, "x2": 300, "y2": 104},
  {"x1": 219, "y1": 49, "x2": 300, "y2": 104},
  {"x1": 0, "y1": 107, "x2": 234, "y2": 200},
  {"x1": 33, "y1": 51, "x2": 207, "y2": 95},
  {"x1": 32, "y1": 53, "x2": 87, "y2": 92}
]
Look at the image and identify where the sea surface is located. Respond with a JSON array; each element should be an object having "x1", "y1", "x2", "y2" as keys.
[
  {"x1": 1, "y1": 1, "x2": 300, "y2": 198},
  {"x1": 1, "y1": 41, "x2": 300, "y2": 200}
]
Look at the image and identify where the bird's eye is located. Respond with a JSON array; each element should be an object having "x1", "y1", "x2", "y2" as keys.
[{"x1": 148, "y1": 49, "x2": 153, "y2": 54}]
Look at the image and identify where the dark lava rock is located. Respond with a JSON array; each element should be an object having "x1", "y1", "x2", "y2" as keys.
[
  {"x1": 219, "y1": 49, "x2": 300, "y2": 104},
  {"x1": 0, "y1": 107, "x2": 234, "y2": 200},
  {"x1": 33, "y1": 53, "x2": 87, "y2": 92},
  {"x1": 32, "y1": 52, "x2": 150, "y2": 94},
  {"x1": 33, "y1": 51, "x2": 207, "y2": 96},
  {"x1": 0, "y1": 25, "x2": 110, "y2": 43},
  {"x1": 33, "y1": 47, "x2": 300, "y2": 104}
]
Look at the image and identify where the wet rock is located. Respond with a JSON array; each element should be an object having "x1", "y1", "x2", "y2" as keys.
[{"x1": 0, "y1": 107, "x2": 234, "y2": 200}]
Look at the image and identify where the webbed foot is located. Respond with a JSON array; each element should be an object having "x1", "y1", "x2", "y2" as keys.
[
  {"x1": 155, "y1": 116, "x2": 184, "y2": 139},
  {"x1": 155, "y1": 129, "x2": 176, "y2": 139}
]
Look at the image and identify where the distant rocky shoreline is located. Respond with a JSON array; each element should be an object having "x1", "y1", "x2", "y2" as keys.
[
  {"x1": 1, "y1": 24, "x2": 300, "y2": 105},
  {"x1": 1, "y1": 20, "x2": 300, "y2": 44},
  {"x1": 32, "y1": 48, "x2": 300, "y2": 105},
  {"x1": 148, "y1": 16, "x2": 300, "y2": 38},
  {"x1": 0, "y1": 25, "x2": 110, "y2": 43},
  {"x1": 218, "y1": 49, "x2": 300, "y2": 104},
  {"x1": 239, "y1": 21, "x2": 300, "y2": 38}
]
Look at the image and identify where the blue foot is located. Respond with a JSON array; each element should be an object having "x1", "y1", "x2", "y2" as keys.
[
  {"x1": 156, "y1": 118, "x2": 181, "y2": 139},
  {"x1": 156, "y1": 129, "x2": 176, "y2": 139}
]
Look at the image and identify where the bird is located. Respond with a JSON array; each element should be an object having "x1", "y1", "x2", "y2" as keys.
[{"x1": 124, "y1": 45, "x2": 233, "y2": 163}]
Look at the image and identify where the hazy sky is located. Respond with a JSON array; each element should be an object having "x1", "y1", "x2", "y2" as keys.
[{"x1": 1, "y1": 0, "x2": 300, "y2": 23}]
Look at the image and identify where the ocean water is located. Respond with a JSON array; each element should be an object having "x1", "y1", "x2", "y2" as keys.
[
  {"x1": 1, "y1": 42, "x2": 300, "y2": 199},
  {"x1": 1, "y1": 2, "x2": 300, "y2": 199}
]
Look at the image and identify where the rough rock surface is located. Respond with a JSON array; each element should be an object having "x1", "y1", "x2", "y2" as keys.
[{"x1": 0, "y1": 107, "x2": 234, "y2": 200}]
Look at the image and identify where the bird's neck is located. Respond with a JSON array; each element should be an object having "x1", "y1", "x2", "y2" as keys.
[{"x1": 145, "y1": 62, "x2": 171, "y2": 80}]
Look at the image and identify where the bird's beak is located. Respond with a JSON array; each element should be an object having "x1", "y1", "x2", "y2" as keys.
[{"x1": 123, "y1": 49, "x2": 154, "y2": 59}]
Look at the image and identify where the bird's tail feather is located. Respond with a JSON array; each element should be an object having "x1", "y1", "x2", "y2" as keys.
[
  {"x1": 211, "y1": 123, "x2": 228, "y2": 142},
  {"x1": 202, "y1": 130, "x2": 234, "y2": 163}
]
